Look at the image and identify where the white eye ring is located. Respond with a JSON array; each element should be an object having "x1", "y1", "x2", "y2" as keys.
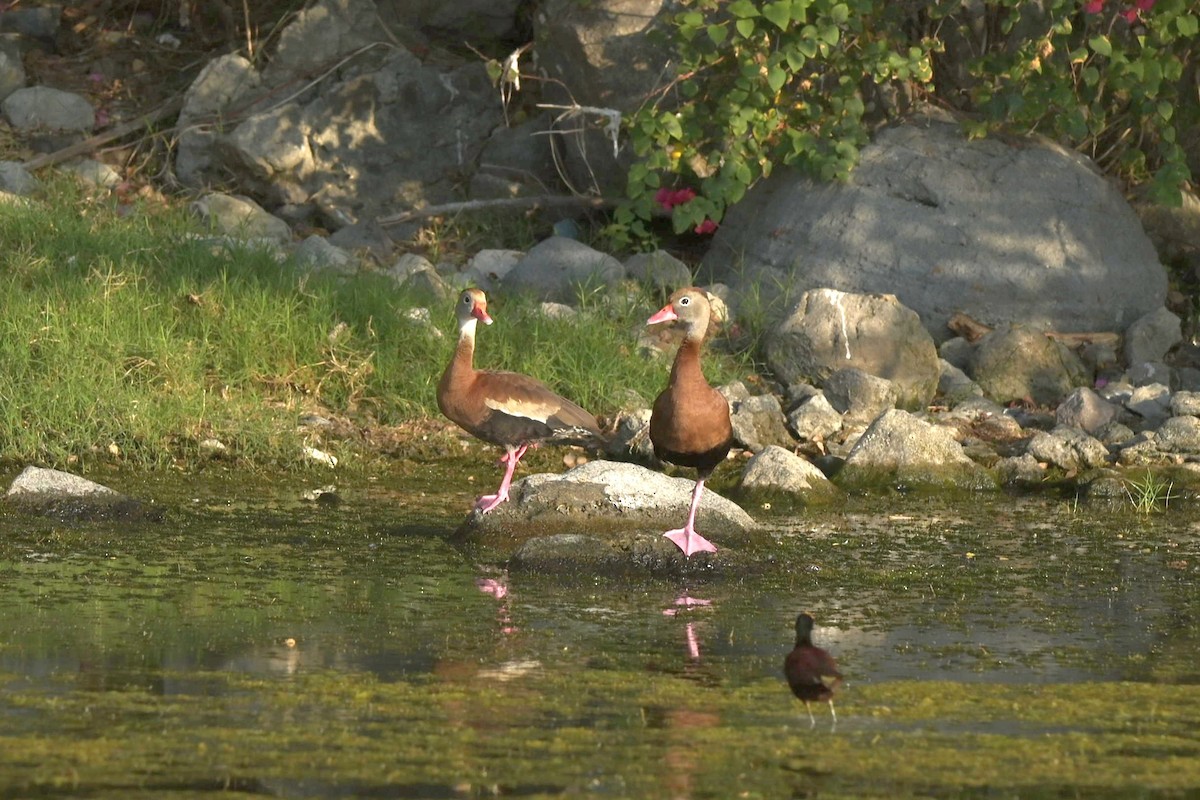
[
  {"x1": 462, "y1": 295, "x2": 472, "y2": 304},
  {"x1": 680, "y1": 296, "x2": 690, "y2": 305}
]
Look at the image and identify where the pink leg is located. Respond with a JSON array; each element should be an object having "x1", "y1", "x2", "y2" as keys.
[
  {"x1": 475, "y1": 444, "x2": 527, "y2": 513},
  {"x1": 663, "y1": 479, "x2": 718, "y2": 557}
]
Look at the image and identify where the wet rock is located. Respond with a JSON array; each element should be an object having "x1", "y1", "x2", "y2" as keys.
[
  {"x1": 837, "y1": 409, "x2": 996, "y2": 491},
  {"x1": 1055, "y1": 387, "x2": 1118, "y2": 434},
  {"x1": 739, "y1": 445, "x2": 842, "y2": 503},
  {"x1": 1025, "y1": 426, "x2": 1110, "y2": 471},
  {"x1": 994, "y1": 453, "x2": 1045, "y2": 486},
  {"x1": 786, "y1": 392, "x2": 843, "y2": 443},
  {"x1": 971, "y1": 324, "x2": 1089, "y2": 406},
  {"x1": 823, "y1": 367, "x2": 898, "y2": 426},
  {"x1": 4, "y1": 466, "x2": 164, "y2": 522},
  {"x1": 459, "y1": 459, "x2": 757, "y2": 550},
  {"x1": 730, "y1": 394, "x2": 793, "y2": 453},
  {"x1": 765, "y1": 288, "x2": 939, "y2": 410}
]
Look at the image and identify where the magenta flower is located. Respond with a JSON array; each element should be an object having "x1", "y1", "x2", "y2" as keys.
[
  {"x1": 1121, "y1": 7, "x2": 1138, "y2": 21},
  {"x1": 1134, "y1": 0, "x2": 1155, "y2": 9},
  {"x1": 1083, "y1": 0, "x2": 1104, "y2": 12},
  {"x1": 655, "y1": 186, "x2": 698, "y2": 211},
  {"x1": 693, "y1": 218, "x2": 718, "y2": 235}
]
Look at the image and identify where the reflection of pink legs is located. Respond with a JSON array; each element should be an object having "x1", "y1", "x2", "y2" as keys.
[
  {"x1": 663, "y1": 479, "x2": 718, "y2": 556},
  {"x1": 475, "y1": 444, "x2": 528, "y2": 513},
  {"x1": 685, "y1": 622, "x2": 701, "y2": 660}
]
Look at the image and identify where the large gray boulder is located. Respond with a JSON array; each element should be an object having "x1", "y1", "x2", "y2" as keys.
[
  {"x1": 765, "y1": 289, "x2": 939, "y2": 410},
  {"x1": 837, "y1": 410, "x2": 996, "y2": 491},
  {"x1": 501, "y1": 237, "x2": 624, "y2": 302},
  {"x1": 702, "y1": 109, "x2": 1167, "y2": 342}
]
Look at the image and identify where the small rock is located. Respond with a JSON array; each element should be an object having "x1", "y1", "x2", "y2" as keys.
[
  {"x1": 994, "y1": 453, "x2": 1045, "y2": 486},
  {"x1": 786, "y1": 393, "x2": 843, "y2": 443},
  {"x1": 823, "y1": 367, "x2": 898, "y2": 426},
  {"x1": 403, "y1": 307, "x2": 443, "y2": 337},
  {"x1": 730, "y1": 394, "x2": 793, "y2": 453},
  {"x1": 4, "y1": 466, "x2": 163, "y2": 522},
  {"x1": 199, "y1": 438, "x2": 229, "y2": 457},
  {"x1": 303, "y1": 446, "x2": 338, "y2": 467},
  {"x1": 1171, "y1": 391, "x2": 1200, "y2": 417},
  {"x1": 624, "y1": 250, "x2": 692, "y2": 292},
  {"x1": 739, "y1": 445, "x2": 842, "y2": 503},
  {"x1": 0, "y1": 161, "x2": 38, "y2": 195},
  {"x1": 2, "y1": 86, "x2": 94, "y2": 131},
  {"x1": 59, "y1": 158, "x2": 120, "y2": 188},
  {"x1": 1024, "y1": 426, "x2": 1110, "y2": 471},
  {"x1": 539, "y1": 302, "x2": 578, "y2": 320},
  {"x1": 937, "y1": 358, "x2": 984, "y2": 405},
  {"x1": 604, "y1": 408, "x2": 657, "y2": 464},
  {"x1": 1055, "y1": 387, "x2": 1118, "y2": 434},
  {"x1": 838, "y1": 409, "x2": 996, "y2": 490},
  {"x1": 294, "y1": 235, "x2": 356, "y2": 274},
  {"x1": 1154, "y1": 416, "x2": 1200, "y2": 454},
  {"x1": 1126, "y1": 383, "x2": 1171, "y2": 422},
  {"x1": 1123, "y1": 306, "x2": 1181, "y2": 366},
  {"x1": 191, "y1": 192, "x2": 292, "y2": 244}
]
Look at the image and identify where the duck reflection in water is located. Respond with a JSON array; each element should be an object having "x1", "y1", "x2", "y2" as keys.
[
  {"x1": 475, "y1": 571, "x2": 516, "y2": 635},
  {"x1": 784, "y1": 612, "x2": 843, "y2": 729},
  {"x1": 664, "y1": 593, "x2": 712, "y2": 661}
]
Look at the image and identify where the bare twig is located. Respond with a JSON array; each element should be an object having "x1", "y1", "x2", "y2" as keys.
[
  {"x1": 22, "y1": 96, "x2": 185, "y2": 172},
  {"x1": 377, "y1": 195, "x2": 615, "y2": 226}
]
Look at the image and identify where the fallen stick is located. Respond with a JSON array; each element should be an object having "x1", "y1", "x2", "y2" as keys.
[
  {"x1": 22, "y1": 96, "x2": 185, "y2": 172},
  {"x1": 377, "y1": 195, "x2": 616, "y2": 226}
]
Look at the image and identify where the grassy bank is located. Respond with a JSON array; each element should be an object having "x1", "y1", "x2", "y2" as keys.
[{"x1": 0, "y1": 185, "x2": 752, "y2": 470}]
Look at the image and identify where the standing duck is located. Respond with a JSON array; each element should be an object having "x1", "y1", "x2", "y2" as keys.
[
  {"x1": 784, "y1": 612, "x2": 843, "y2": 728},
  {"x1": 646, "y1": 287, "x2": 734, "y2": 556},
  {"x1": 438, "y1": 288, "x2": 601, "y2": 513}
]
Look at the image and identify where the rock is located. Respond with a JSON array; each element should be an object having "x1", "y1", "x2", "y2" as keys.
[
  {"x1": 823, "y1": 367, "x2": 899, "y2": 426},
  {"x1": 0, "y1": 41, "x2": 26, "y2": 102},
  {"x1": 175, "y1": 54, "x2": 263, "y2": 184},
  {"x1": 837, "y1": 409, "x2": 996, "y2": 491},
  {"x1": 474, "y1": 115, "x2": 561, "y2": 200},
  {"x1": 1126, "y1": 383, "x2": 1171, "y2": 422},
  {"x1": 539, "y1": 302, "x2": 578, "y2": 320},
  {"x1": 1171, "y1": 391, "x2": 1200, "y2": 417},
  {"x1": 994, "y1": 453, "x2": 1045, "y2": 486},
  {"x1": 702, "y1": 108, "x2": 1167, "y2": 341},
  {"x1": 739, "y1": 445, "x2": 842, "y2": 503},
  {"x1": 624, "y1": 251, "x2": 692, "y2": 292},
  {"x1": 222, "y1": 102, "x2": 314, "y2": 205},
  {"x1": 59, "y1": 158, "x2": 121, "y2": 188},
  {"x1": 0, "y1": 160, "x2": 37, "y2": 195},
  {"x1": 294, "y1": 235, "x2": 357, "y2": 274},
  {"x1": 460, "y1": 459, "x2": 757, "y2": 547},
  {"x1": 402, "y1": 307, "x2": 442, "y2": 338},
  {"x1": 1055, "y1": 387, "x2": 1118, "y2": 434},
  {"x1": 971, "y1": 324, "x2": 1088, "y2": 406},
  {"x1": 605, "y1": 408, "x2": 657, "y2": 464},
  {"x1": 937, "y1": 358, "x2": 984, "y2": 405},
  {"x1": 1025, "y1": 426, "x2": 1110, "y2": 471},
  {"x1": 1095, "y1": 421, "x2": 1135, "y2": 446},
  {"x1": 4, "y1": 466, "x2": 163, "y2": 522},
  {"x1": 502, "y1": 237, "x2": 624, "y2": 302},
  {"x1": 729, "y1": 394, "x2": 793, "y2": 453},
  {"x1": 0, "y1": 5, "x2": 62, "y2": 39},
  {"x1": 463, "y1": 249, "x2": 523, "y2": 292},
  {"x1": 1113, "y1": 431, "x2": 1163, "y2": 467},
  {"x1": 765, "y1": 288, "x2": 939, "y2": 410},
  {"x1": 2, "y1": 86, "x2": 94, "y2": 131},
  {"x1": 938, "y1": 337, "x2": 974, "y2": 371},
  {"x1": 1154, "y1": 416, "x2": 1200, "y2": 454},
  {"x1": 327, "y1": 220, "x2": 394, "y2": 261},
  {"x1": 1126, "y1": 360, "x2": 1173, "y2": 388},
  {"x1": 786, "y1": 392, "x2": 843, "y2": 443},
  {"x1": 191, "y1": 192, "x2": 292, "y2": 244},
  {"x1": 1123, "y1": 307, "x2": 1181, "y2": 367}
]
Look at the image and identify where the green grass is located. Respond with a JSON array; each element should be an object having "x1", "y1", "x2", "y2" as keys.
[
  {"x1": 1124, "y1": 469, "x2": 1176, "y2": 514},
  {"x1": 0, "y1": 184, "x2": 751, "y2": 469}
]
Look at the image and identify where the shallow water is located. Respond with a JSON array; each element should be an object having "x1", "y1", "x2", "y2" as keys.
[{"x1": 1, "y1": 464, "x2": 1199, "y2": 798}]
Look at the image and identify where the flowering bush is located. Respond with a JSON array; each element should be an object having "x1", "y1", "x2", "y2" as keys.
[{"x1": 613, "y1": 0, "x2": 1198, "y2": 246}]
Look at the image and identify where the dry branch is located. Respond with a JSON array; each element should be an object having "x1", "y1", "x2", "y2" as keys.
[{"x1": 377, "y1": 195, "x2": 616, "y2": 226}]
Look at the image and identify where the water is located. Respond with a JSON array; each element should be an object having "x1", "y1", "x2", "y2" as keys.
[{"x1": 1, "y1": 465, "x2": 1198, "y2": 798}]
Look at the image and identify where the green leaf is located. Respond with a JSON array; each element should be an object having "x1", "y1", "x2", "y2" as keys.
[
  {"x1": 728, "y1": 0, "x2": 760, "y2": 19},
  {"x1": 707, "y1": 24, "x2": 728, "y2": 45},
  {"x1": 763, "y1": 0, "x2": 792, "y2": 30},
  {"x1": 1088, "y1": 35, "x2": 1112, "y2": 57},
  {"x1": 829, "y1": 3, "x2": 850, "y2": 24},
  {"x1": 1157, "y1": 100, "x2": 1173, "y2": 122},
  {"x1": 1082, "y1": 65, "x2": 1100, "y2": 86},
  {"x1": 767, "y1": 65, "x2": 787, "y2": 93},
  {"x1": 818, "y1": 23, "x2": 840, "y2": 45},
  {"x1": 736, "y1": 17, "x2": 756, "y2": 38},
  {"x1": 1177, "y1": 14, "x2": 1199, "y2": 37},
  {"x1": 680, "y1": 11, "x2": 704, "y2": 28}
]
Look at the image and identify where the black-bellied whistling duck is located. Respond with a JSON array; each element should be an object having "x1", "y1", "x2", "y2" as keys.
[
  {"x1": 784, "y1": 612, "x2": 843, "y2": 728},
  {"x1": 646, "y1": 287, "x2": 733, "y2": 557},
  {"x1": 438, "y1": 288, "x2": 601, "y2": 513}
]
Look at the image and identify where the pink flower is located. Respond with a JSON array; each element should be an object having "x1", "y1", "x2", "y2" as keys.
[
  {"x1": 1121, "y1": 7, "x2": 1138, "y2": 21},
  {"x1": 1083, "y1": 0, "x2": 1104, "y2": 12},
  {"x1": 1135, "y1": 0, "x2": 1155, "y2": 10},
  {"x1": 655, "y1": 186, "x2": 698, "y2": 211},
  {"x1": 693, "y1": 218, "x2": 718, "y2": 235}
]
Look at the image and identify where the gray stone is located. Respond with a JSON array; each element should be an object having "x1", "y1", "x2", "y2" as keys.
[
  {"x1": 1025, "y1": 426, "x2": 1110, "y2": 471},
  {"x1": 2, "y1": 86, "x2": 94, "y2": 131},
  {"x1": 1171, "y1": 391, "x2": 1200, "y2": 417},
  {"x1": 1055, "y1": 387, "x2": 1118, "y2": 434},
  {"x1": 221, "y1": 103, "x2": 314, "y2": 205},
  {"x1": 729, "y1": 394, "x2": 793, "y2": 453},
  {"x1": 994, "y1": 454, "x2": 1045, "y2": 486},
  {"x1": 176, "y1": 54, "x2": 262, "y2": 185},
  {"x1": 938, "y1": 337, "x2": 974, "y2": 371},
  {"x1": 1126, "y1": 383, "x2": 1172, "y2": 421},
  {"x1": 838, "y1": 409, "x2": 996, "y2": 490},
  {"x1": 1154, "y1": 416, "x2": 1200, "y2": 454},
  {"x1": 823, "y1": 367, "x2": 899, "y2": 425},
  {"x1": 937, "y1": 358, "x2": 984, "y2": 405},
  {"x1": 294, "y1": 235, "x2": 356, "y2": 274},
  {"x1": 739, "y1": 445, "x2": 842, "y2": 502},
  {"x1": 59, "y1": 158, "x2": 120, "y2": 188},
  {"x1": 5, "y1": 466, "x2": 163, "y2": 522},
  {"x1": 786, "y1": 393, "x2": 843, "y2": 443},
  {"x1": 464, "y1": 249, "x2": 523, "y2": 292},
  {"x1": 1126, "y1": 360, "x2": 1173, "y2": 388},
  {"x1": 1095, "y1": 421, "x2": 1135, "y2": 446},
  {"x1": 971, "y1": 324, "x2": 1089, "y2": 406},
  {"x1": 1123, "y1": 307, "x2": 1181, "y2": 367},
  {"x1": 605, "y1": 408, "x2": 657, "y2": 464},
  {"x1": 190, "y1": 193, "x2": 292, "y2": 244},
  {"x1": 539, "y1": 302, "x2": 578, "y2": 320},
  {"x1": 0, "y1": 41, "x2": 26, "y2": 102},
  {"x1": 702, "y1": 109, "x2": 1167, "y2": 341},
  {"x1": 624, "y1": 251, "x2": 693, "y2": 292},
  {"x1": 765, "y1": 288, "x2": 939, "y2": 410},
  {"x1": 503, "y1": 237, "x2": 624, "y2": 302},
  {"x1": 0, "y1": 6, "x2": 61, "y2": 39},
  {"x1": 1113, "y1": 431, "x2": 1162, "y2": 467},
  {"x1": 0, "y1": 160, "x2": 37, "y2": 195}
]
